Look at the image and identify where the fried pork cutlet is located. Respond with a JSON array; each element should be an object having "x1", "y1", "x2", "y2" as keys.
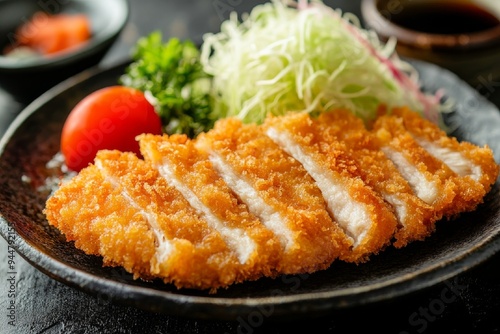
[
  {"x1": 265, "y1": 113, "x2": 398, "y2": 262},
  {"x1": 44, "y1": 107, "x2": 499, "y2": 291},
  {"x1": 139, "y1": 133, "x2": 283, "y2": 278},
  {"x1": 372, "y1": 116, "x2": 455, "y2": 216},
  {"x1": 312, "y1": 110, "x2": 437, "y2": 248},
  {"x1": 373, "y1": 107, "x2": 499, "y2": 219},
  {"x1": 392, "y1": 107, "x2": 498, "y2": 198},
  {"x1": 197, "y1": 118, "x2": 351, "y2": 272},
  {"x1": 46, "y1": 150, "x2": 265, "y2": 291}
]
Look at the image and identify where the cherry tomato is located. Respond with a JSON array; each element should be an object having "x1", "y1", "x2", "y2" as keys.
[{"x1": 61, "y1": 86, "x2": 163, "y2": 171}]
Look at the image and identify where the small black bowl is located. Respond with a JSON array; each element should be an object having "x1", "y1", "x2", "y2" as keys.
[{"x1": 0, "y1": 0, "x2": 129, "y2": 102}]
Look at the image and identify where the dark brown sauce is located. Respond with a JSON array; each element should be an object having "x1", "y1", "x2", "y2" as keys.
[{"x1": 389, "y1": 2, "x2": 500, "y2": 34}]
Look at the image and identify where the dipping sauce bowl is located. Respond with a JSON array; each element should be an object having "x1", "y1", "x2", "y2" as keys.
[{"x1": 361, "y1": 0, "x2": 500, "y2": 86}]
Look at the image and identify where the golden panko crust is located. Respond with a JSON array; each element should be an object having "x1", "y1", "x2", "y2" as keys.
[{"x1": 44, "y1": 107, "x2": 499, "y2": 291}]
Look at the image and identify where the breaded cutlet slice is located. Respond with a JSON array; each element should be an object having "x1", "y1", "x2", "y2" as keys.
[
  {"x1": 373, "y1": 108, "x2": 498, "y2": 218},
  {"x1": 392, "y1": 107, "x2": 499, "y2": 204},
  {"x1": 197, "y1": 118, "x2": 350, "y2": 273},
  {"x1": 45, "y1": 150, "x2": 254, "y2": 291},
  {"x1": 265, "y1": 113, "x2": 398, "y2": 263},
  {"x1": 139, "y1": 133, "x2": 283, "y2": 277},
  {"x1": 313, "y1": 110, "x2": 436, "y2": 248},
  {"x1": 372, "y1": 113, "x2": 456, "y2": 218},
  {"x1": 44, "y1": 152, "x2": 156, "y2": 280}
]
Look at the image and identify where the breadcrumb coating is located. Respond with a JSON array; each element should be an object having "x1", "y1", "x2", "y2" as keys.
[
  {"x1": 313, "y1": 110, "x2": 436, "y2": 248},
  {"x1": 46, "y1": 151, "x2": 247, "y2": 291},
  {"x1": 373, "y1": 113, "x2": 457, "y2": 218},
  {"x1": 265, "y1": 112, "x2": 398, "y2": 262},
  {"x1": 374, "y1": 107, "x2": 499, "y2": 219},
  {"x1": 140, "y1": 133, "x2": 283, "y2": 279},
  {"x1": 44, "y1": 107, "x2": 499, "y2": 291},
  {"x1": 197, "y1": 119, "x2": 350, "y2": 272},
  {"x1": 392, "y1": 107, "x2": 499, "y2": 215}
]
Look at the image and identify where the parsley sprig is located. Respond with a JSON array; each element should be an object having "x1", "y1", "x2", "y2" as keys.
[{"x1": 120, "y1": 32, "x2": 214, "y2": 137}]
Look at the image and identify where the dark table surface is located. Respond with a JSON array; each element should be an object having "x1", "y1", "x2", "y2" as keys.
[{"x1": 1, "y1": 1, "x2": 499, "y2": 333}]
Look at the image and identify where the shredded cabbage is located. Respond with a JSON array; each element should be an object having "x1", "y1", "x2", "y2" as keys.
[{"x1": 201, "y1": 0, "x2": 446, "y2": 125}]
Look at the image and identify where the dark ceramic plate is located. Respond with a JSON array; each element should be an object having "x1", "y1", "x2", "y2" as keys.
[{"x1": 0, "y1": 61, "x2": 499, "y2": 321}]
